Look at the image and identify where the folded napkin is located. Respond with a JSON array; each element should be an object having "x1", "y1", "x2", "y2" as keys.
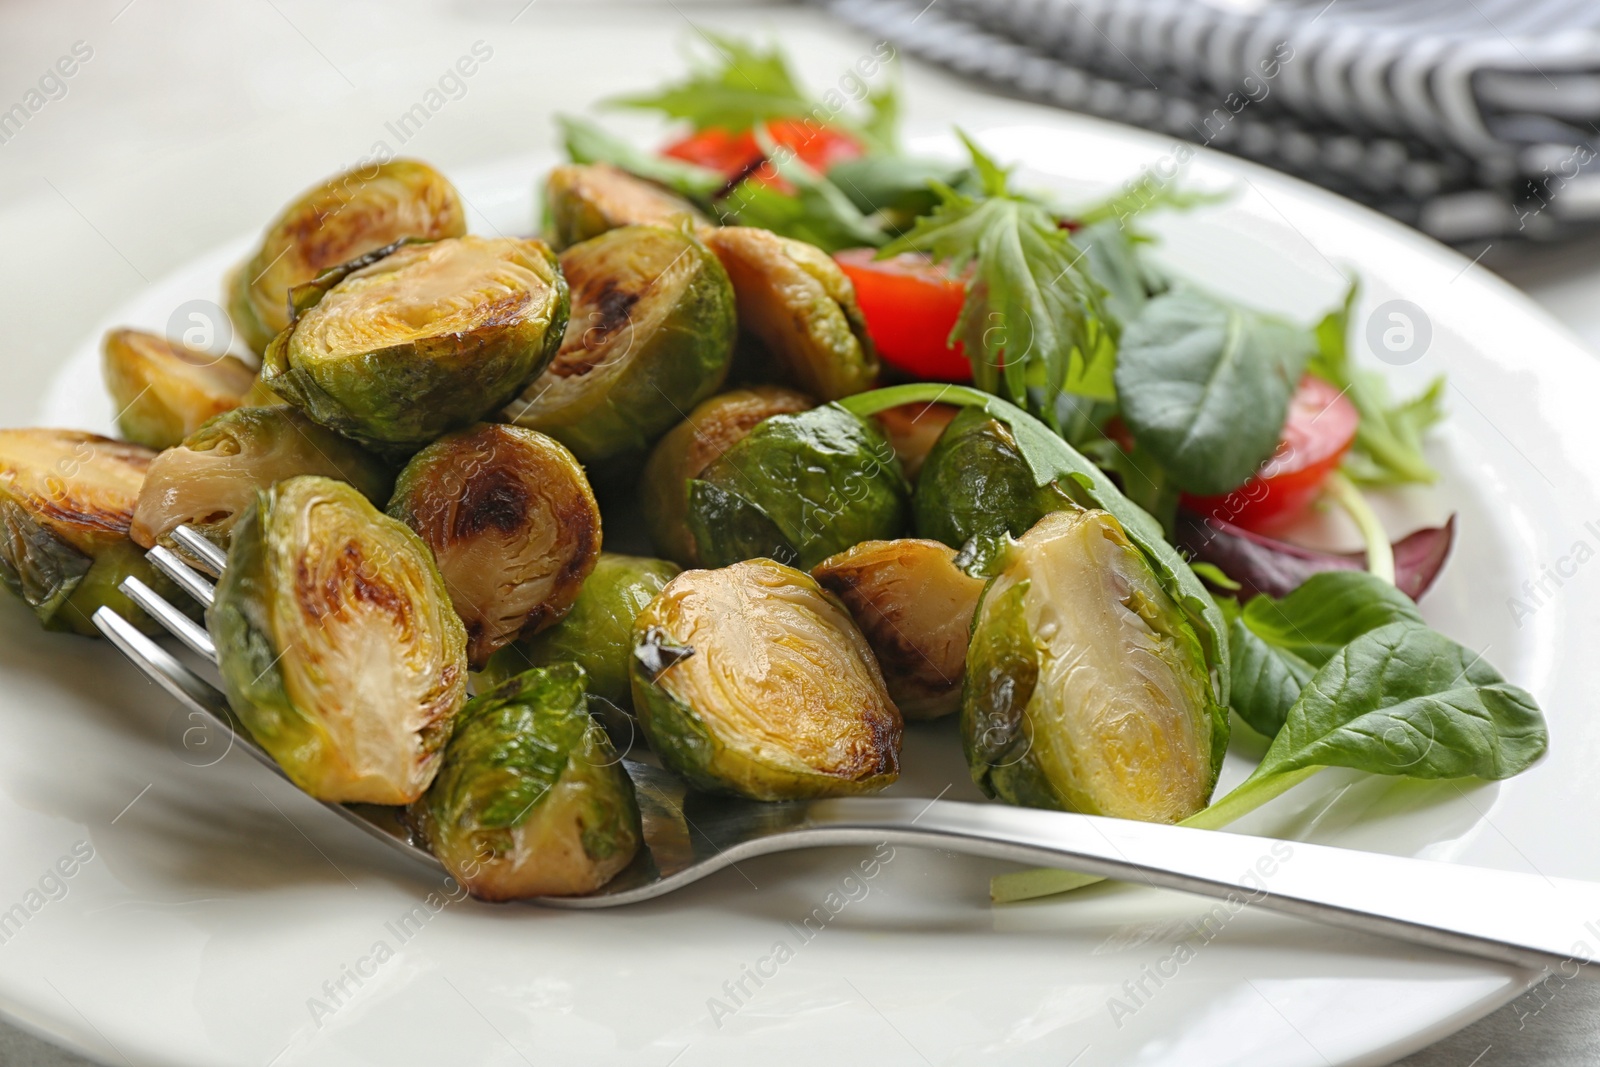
[{"x1": 814, "y1": 0, "x2": 1600, "y2": 243}]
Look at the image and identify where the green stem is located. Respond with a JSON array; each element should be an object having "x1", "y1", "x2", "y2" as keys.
[
  {"x1": 987, "y1": 765, "x2": 1325, "y2": 904},
  {"x1": 1325, "y1": 471, "x2": 1394, "y2": 585}
]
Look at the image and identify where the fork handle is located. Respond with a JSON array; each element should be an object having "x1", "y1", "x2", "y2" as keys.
[
  {"x1": 557, "y1": 790, "x2": 1599, "y2": 975},
  {"x1": 772, "y1": 797, "x2": 1595, "y2": 975}
]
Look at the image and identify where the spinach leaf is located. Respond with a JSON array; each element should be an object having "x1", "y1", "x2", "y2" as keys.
[
  {"x1": 1228, "y1": 615, "x2": 1317, "y2": 739},
  {"x1": 828, "y1": 155, "x2": 973, "y2": 220},
  {"x1": 840, "y1": 383, "x2": 1228, "y2": 705},
  {"x1": 1115, "y1": 287, "x2": 1314, "y2": 495},
  {"x1": 1228, "y1": 571, "x2": 1423, "y2": 737},
  {"x1": 1252, "y1": 621, "x2": 1547, "y2": 781},
  {"x1": 1310, "y1": 283, "x2": 1444, "y2": 487}
]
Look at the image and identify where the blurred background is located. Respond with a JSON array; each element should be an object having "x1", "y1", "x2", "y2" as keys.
[{"x1": 1, "y1": 1, "x2": 1597, "y2": 1064}]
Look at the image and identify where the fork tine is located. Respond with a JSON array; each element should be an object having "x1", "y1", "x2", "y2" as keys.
[
  {"x1": 93, "y1": 606, "x2": 235, "y2": 726},
  {"x1": 171, "y1": 525, "x2": 227, "y2": 577},
  {"x1": 147, "y1": 546, "x2": 215, "y2": 608},
  {"x1": 119, "y1": 576, "x2": 216, "y2": 662}
]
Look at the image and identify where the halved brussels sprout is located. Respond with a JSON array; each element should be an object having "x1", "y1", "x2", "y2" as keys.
[
  {"x1": 388, "y1": 423, "x2": 601, "y2": 668},
  {"x1": 545, "y1": 163, "x2": 709, "y2": 250},
  {"x1": 0, "y1": 429, "x2": 172, "y2": 636},
  {"x1": 812, "y1": 539, "x2": 983, "y2": 720},
  {"x1": 262, "y1": 236, "x2": 569, "y2": 452},
  {"x1": 704, "y1": 227, "x2": 878, "y2": 400},
  {"x1": 481, "y1": 553, "x2": 679, "y2": 713},
  {"x1": 872, "y1": 400, "x2": 959, "y2": 482},
  {"x1": 414, "y1": 662, "x2": 640, "y2": 901},
  {"x1": 639, "y1": 386, "x2": 813, "y2": 566},
  {"x1": 228, "y1": 159, "x2": 466, "y2": 355},
  {"x1": 130, "y1": 405, "x2": 392, "y2": 552},
  {"x1": 686, "y1": 404, "x2": 909, "y2": 571},
  {"x1": 631, "y1": 558, "x2": 901, "y2": 799},
  {"x1": 101, "y1": 329, "x2": 256, "y2": 449},
  {"x1": 962, "y1": 508, "x2": 1224, "y2": 821},
  {"x1": 915, "y1": 406, "x2": 1073, "y2": 559},
  {"x1": 503, "y1": 226, "x2": 735, "y2": 473},
  {"x1": 209, "y1": 475, "x2": 467, "y2": 804}
]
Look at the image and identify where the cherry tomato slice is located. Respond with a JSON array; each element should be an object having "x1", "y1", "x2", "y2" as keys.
[
  {"x1": 834, "y1": 248, "x2": 972, "y2": 381},
  {"x1": 661, "y1": 119, "x2": 864, "y2": 193},
  {"x1": 1182, "y1": 375, "x2": 1359, "y2": 531}
]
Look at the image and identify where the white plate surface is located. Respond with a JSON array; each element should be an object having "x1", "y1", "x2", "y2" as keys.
[{"x1": 3, "y1": 109, "x2": 1599, "y2": 1067}]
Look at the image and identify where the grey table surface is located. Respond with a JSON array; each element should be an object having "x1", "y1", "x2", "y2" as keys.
[{"x1": 1, "y1": 1, "x2": 1597, "y2": 1064}]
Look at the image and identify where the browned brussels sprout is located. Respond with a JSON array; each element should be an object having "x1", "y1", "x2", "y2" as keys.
[
  {"x1": 388, "y1": 423, "x2": 601, "y2": 668},
  {"x1": 685, "y1": 404, "x2": 910, "y2": 571},
  {"x1": 480, "y1": 553, "x2": 679, "y2": 713},
  {"x1": 962, "y1": 508, "x2": 1223, "y2": 821},
  {"x1": 0, "y1": 429, "x2": 171, "y2": 636},
  {"x1": 227, "y1": 159, "x2": 466, "y2": 354},
  {"x1": 261, "y1": 236, "x2": 568, "y2": 452},
  {"x1": 209, "y1": 475, "x2": 467, "y2": 804},
  {"x1": 639, "y1": 386, "x2": 814, "y2": 566},
  {"x1": 130, "y1": 405, "x2": 393, "y2": 552},
  {"x1": 631, "y1": 558, "x2": 902, "y2": 799},
  {"x1": 101, "y1": 329, "x2": 255, "y2": 449},
  {"x1": 414, "y1": 662, "x2": 640, "y2": 901},
  {"x1": 812, "y1": 539, "x2": 983, "y2": 720},
  {"x1": 545, "y1": 163, "x2": 709, "y2": 250},
  {"x1": 704, "y1": 227, "x2": 878, "y2": 400},
  {"x1": 503, "y1": 225, "x2": 736, "y2": 473}
]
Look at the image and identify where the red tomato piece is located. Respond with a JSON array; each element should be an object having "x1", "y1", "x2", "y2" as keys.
[
  {"x1": 834, "y1": 248, "x2": 972, "y2": 382},
  {"x1": 1183, "y1": 375, "x2": 1359, "y2": 531},
  {"x1": 660, "y1": 120, "x2": 864, "y2": 194}
]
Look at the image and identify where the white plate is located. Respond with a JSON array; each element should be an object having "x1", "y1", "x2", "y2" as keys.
[{"x1": 2, "y1": 112, "x2": 1597, "y2": 1067}]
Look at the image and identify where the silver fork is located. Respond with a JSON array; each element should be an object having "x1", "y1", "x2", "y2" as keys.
[{"x1": 98, "y1": 525, "x2": 1600, "y2": 977}]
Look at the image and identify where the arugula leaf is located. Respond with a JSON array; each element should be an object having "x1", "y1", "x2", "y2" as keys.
[
  {"x1": 1228, "y1": 571, "x2": 1422, "y2": 738},
  {"x1": 1311, "y1": 283, "x2": 1444, "y2": 486},
  {"x1": 557, "y1": 114, "x2": 726, "y2": 202},
  {"x1": 607, "y1": 33, "x2": 814, "y2": 133},
  {"x1": 1072, "y1": 178, "x2": 1231, "y2": 229},
  {"x1": 839, "y1": 382, "x2": 1228, "y2": 706},
  {"x1": 827, "y1": 155, "x2": 974, "y2": 222},
  {"x1": 605, "y1": 32, "x2": 896, "y2": 151},
  {"x1": 880, "y1": 133, "x2": 1117, "y2": 416},
  {"x1": 991, "y1": 616, "x2": 1547, "y2": 903},
  {"x1": 1115, "y1": 287, "x2": 1315, "y2": 495},
  {"x1": 717, "y1": 126, "x2": 888, "y2": 252}
]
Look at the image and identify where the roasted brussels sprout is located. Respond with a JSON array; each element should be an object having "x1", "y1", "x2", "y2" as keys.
[
  {"x1": 503, "y1": 226, "x2": 735, "y2": 472},
  {"x1": 227, "y1": 159, "x2": 466, "y2": 355},
  {"x1": 962, "y1": 508, "x2": 1224, "y2": 821},
  {"x1": 686, "y1": 404, "x2": 909, "y2": 571},
  {"x1": 415, "y1": 662, "x2": 641, "y2": 901},
  {"x1": 388, "y1": 423, "x2": 601, "y2": 668},
  {"x1": 915, "y1": 406, "x2": 1073, "y2": 556},
  {"x1": 872, "y1": 400, "x2": 959, "y2": 482},
  {"x1": 209, "y1": 475, "x2": 467, "y2": 804},
  {"x1": 812, "y1": 539, "x2": 983, "y2": 720},
  {"x1": 262, "y1": 236, "x2": 568, "y2": 452},
  {"x1": 482, "y1": 553, "x2": 679, "y2": 713},
  {"x1": 130, "y1": 406, "x2": 392, "y2": 552},
  {"x1": 0, "y1": 429, "x2": 172, "y2": 636},
  {"x1": 639, "y1": 386, "x2": 813, "y2": 566},
  {"x1": 101, "y1": 329, "x2": 255, "y2": 449},
  {"x1": 704, "y1": 227, "x2": 878, "y2": 401},
  {"x1": 631, "y1": 558, "x2": 901, "y2": 799},
  {"x1": 545, "y1": 163, "x2": 709, "y2": 250}
]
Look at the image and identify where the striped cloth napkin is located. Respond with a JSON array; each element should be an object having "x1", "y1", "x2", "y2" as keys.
[{"x1": 813, "y1": 0, "x2": 1600, "y2": 244}]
